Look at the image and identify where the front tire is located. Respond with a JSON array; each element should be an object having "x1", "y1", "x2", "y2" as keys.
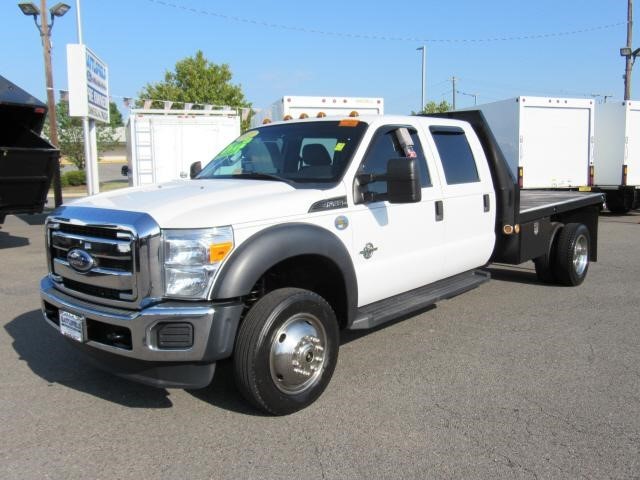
[
  {"x1": 554, "y1": 223, "x2": 590, "y2": 286},
  {"x1": 234, "y1": 288, "x2": 339, "y2": 415}
]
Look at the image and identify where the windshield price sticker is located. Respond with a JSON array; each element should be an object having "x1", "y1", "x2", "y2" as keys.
[{"x1": 217, "y1": 131, "x2": 259, "y2": 158}]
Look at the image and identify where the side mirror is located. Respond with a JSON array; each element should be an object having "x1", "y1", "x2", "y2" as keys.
[
  {"x1": 190, "y1": 161, "x2": 202, "y2": 179},
  {"x1": 121, "y1": 165, "x2": 129, "y2": 176},
  {"x1": 386, "y1": 157, "x2": 421, "y2": 203}
]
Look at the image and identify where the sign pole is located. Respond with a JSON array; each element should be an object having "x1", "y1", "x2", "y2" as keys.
[
  {"x1": 74, "y1": 0, "x2": 100, "y2": 195},
  {"x1": 82, "y1": 118, "x2": 95, "y2": 195},
  {"x1": 88, "y1": 119, "x2": 99, "y2": 193}
]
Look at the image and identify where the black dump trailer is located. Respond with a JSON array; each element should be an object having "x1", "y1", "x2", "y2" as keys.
[{"x1": 0, "y1": 75, "x2": 59, "y2": 224}]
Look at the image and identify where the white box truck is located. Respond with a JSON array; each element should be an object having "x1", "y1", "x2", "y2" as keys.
[
  {"x1": 251, "y1": 95, "x2": 383, "y2": 127},
  {"x1": 593, "y1": 101, "x2": 640, "y2": 213},
  {"x1": 125, "y1": 109, "x2": 240, "y2": 186},
  {"x1": 467, "y1": 97, "x2": 594, "y2": 189}
]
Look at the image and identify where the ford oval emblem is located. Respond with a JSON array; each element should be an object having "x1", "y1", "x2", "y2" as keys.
[{"x1": 67, "y1": 248, "x2": 94, "y2": 273}]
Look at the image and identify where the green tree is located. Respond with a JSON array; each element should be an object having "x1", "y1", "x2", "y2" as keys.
[
  {"x1": 109, "y1": 101, "x2": 124, "y2": 127},
  {"x1": 138, "y1": 50, "x2": 251, "y2": 129},
  {"x1": 413, "y1": 100, "x2": 453, "y2": 115},
  {"x1": 46, "y1": 101, "x2": 120, "y2": 171}
]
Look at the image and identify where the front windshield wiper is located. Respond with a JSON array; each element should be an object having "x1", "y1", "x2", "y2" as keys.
[{"x1": 229, "y1": 172, "x2": 292, "y2": 184}]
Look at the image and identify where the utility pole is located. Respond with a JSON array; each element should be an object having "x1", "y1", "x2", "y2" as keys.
[
  {"x1": 452, "y1": 76, "x2": 457, "y2": 110},
  {"x1": 40, "y1": 0, "x2": 63, "y2": 207},
  {"x1": 624, "y1": 0, "x2": 634, "y2": 100}
]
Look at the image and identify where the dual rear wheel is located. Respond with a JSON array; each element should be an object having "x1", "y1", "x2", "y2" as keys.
[{"x1": 534, "y1": 222, "x2": 590, "y2": 286}]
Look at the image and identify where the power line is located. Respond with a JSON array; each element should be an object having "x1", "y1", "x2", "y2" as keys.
[
  {"x1": 147, "y1": 0, "x2": 626, "y2": 44},
  {"x1": 428, "y1": 79, "x2": 451, "y2": 89}
]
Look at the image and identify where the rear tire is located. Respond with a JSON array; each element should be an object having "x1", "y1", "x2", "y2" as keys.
[
  {"x1": 234, "y1": 288, "x2": 339, "y2": 415},
  {"x1": 554, "y1": 223, "x2": 590, "y2": 286}
]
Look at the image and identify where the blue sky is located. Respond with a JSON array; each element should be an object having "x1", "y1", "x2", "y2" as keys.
[{"x1": 1, "y1": 0, "x2": 637, "y2": 116}]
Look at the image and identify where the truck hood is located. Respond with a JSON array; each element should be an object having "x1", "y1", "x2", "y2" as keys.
[{"x1": 69, "y1": 179, "x2": 340, "y2": 228}]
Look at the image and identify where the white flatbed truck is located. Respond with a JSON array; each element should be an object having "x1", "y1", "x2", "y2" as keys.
[{"x1": 40, "y1": 111, "x2": 603, "y2": 414}]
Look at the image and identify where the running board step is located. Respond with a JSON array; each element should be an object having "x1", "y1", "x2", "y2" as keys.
[{"x1": 349, "y1": 270, "x2": 490, "y2": 330}]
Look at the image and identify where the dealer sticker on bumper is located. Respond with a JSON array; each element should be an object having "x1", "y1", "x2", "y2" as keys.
[{"x1": 59, "y1": 310, "x2": 86, "y2": 343}]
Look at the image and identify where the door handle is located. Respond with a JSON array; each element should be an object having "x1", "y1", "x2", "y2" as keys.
[
  {"x1": 483, "y1": 194, "x2": 490, "y2": 212},
  {"x1": 435, "y1": 200, "x2": 444, "y2": 222}
]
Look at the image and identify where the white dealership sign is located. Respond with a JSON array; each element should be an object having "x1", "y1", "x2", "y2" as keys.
[{"x1": 67, "y1": 44, "x2": 110, "y2": 123}]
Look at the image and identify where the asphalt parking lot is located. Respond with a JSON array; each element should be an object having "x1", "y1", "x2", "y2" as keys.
[{"x1": 1, "y1": 211, "x2": 639, "y2": 479}]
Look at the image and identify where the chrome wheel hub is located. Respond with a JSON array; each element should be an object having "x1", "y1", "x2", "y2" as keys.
[
  {"x1": 269, "y1": 313, "x2": 327, "y2": 394},
  {"x1": 573, "y1": 234, "x2": 588, "y2": 276}
]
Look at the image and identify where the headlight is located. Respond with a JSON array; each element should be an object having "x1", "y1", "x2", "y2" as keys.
[{"x1": 162, "y1": 227, "x2": 233, "y2": 299}]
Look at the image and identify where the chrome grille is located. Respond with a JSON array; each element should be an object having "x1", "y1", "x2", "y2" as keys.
[
  {"x1": 49, "y1": 225, "x2": 137, "y2": 301},
  {"x1": 45, "y1": 206, "x2": 162, "y2": 309}
]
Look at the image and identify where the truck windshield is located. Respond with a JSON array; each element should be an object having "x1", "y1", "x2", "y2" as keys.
[{"x1": 197, "y1": 120, "x2": 368, "y2": 183}]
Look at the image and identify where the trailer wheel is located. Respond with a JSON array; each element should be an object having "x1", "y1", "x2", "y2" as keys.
[
  {"x1": 533, "y1": 222, "x2": 562, "y2": 284},
  {"x1": 554, "y1": 223, "x2": 590, "y2": 286},
  {"x1": 234, "y1": 288, "x2": 339, "y2": 415},
  {"x1": 606, "y1": 192, "x2": 631, "y2": 214},
  {"x1": 607, "y1": 203, "x2": 630, "y2": 214}
]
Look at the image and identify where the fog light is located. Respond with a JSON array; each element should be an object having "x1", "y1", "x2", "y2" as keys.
[{"x1": 156, "y1": 323, "x2": 194, "y2": 349}]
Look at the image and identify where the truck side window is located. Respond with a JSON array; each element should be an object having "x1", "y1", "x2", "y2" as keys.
[
  {"x1": 430, "y1": 127, "x2": 480, "y2": 185},
  {"x1": 359, "y1": 128, "x2": 430, "y2": 195}
]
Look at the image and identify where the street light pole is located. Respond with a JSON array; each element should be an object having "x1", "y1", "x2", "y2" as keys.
[
  {"x1": 41, "y1": 0, "x2": 63, "y2": 207},
  {"x1": 417, "y1": 46, "x2": 426, "y2": 112},
  {"x1": 624, "y1": 0, "x2": 634, "y2": 100},
  {"x1": 40, "y1": 1, "x2": 58, "y2": 148},
  {"x1": 458, "y1": 90, "x2": 478, "y2": 106},
  {"x1": 452, "y1": 76, "x2": 457, "y2": 110},
  {"x1": 18, "y1": 0, "x2": 70, "y2": 207}
]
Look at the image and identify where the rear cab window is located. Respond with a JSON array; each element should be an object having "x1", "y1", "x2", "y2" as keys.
[{"x1": 429, "y1": 126, "x2": 480, "y2": 185}]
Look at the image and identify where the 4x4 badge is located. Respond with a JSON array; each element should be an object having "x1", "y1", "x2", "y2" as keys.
[{"x1": 359, "y1": 243, "x2": 378, "y2": 259}]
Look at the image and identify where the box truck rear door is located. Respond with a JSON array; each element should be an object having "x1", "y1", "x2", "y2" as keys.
[
  {"x1": 521, "y1": 105, "x2": 591, "y2": 188},
  {"x1": 626, "y1": 106, "x2": 640, "y2": 185}
]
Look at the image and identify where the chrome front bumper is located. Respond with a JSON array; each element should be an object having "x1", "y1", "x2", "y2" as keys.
[{"x1": 40, "y1": 276, "x2": 244, "y2": 388}]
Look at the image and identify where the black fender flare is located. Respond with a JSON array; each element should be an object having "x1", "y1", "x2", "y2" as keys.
[
  {"x1": 211, "y1": 223, "x2": 358, "y2": 325},
  {"x1": 545, "y1": 221, "x2": 564, "y2": 258}
]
